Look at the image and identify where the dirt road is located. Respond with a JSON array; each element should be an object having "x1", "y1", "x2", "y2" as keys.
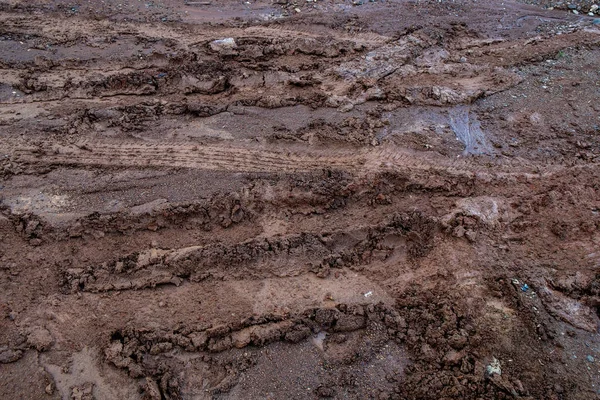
[{"x1": 2, "y1": 0, "x2": 600, "y2": 399}]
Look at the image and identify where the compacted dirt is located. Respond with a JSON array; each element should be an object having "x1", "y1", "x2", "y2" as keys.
[{"x1": 2, "y1": 0, "x2": 600, "y2": 398}]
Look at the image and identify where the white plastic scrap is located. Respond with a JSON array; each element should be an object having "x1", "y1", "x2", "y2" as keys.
[{"x1": 486, "y1": 357, "x2": 502, "y2": 377}]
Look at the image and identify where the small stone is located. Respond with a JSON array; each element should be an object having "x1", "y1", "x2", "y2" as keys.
[
  {"x1": 572, "y1": 9, "x2": 579, "y2": 14},
  {"x1": 587, "y1": 355, "x2": 594, "y2": 362},
  {"x1": 465, "y1": 230, "x2": 477, "y2": 242},
  {"x1": 231, "y1": 329, "x2": 252, "y2": 348},
  {"x1": 453, "y1": 225, "x2": 466, "y2": 238},
  {"x1": 45, "y1": 383, "x2": 54, "y2": 395}
]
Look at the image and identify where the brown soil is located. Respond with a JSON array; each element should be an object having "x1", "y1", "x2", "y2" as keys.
[{"x1": 2, "y1": 0, "x2": 600, "y2": 399}]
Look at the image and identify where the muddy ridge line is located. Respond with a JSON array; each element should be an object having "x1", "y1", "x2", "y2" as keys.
[{"x1": 2, "y1": 0, "x2": 600, "y2": 399}]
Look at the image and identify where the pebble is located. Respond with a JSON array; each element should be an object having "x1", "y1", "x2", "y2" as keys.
[{"x1": 587, "y1": 355, "x2": 595, "y2": 362}]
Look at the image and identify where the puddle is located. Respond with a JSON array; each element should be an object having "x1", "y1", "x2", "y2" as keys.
[
  {"x1": 376, "y1": 105, "x2": 493, "y2": 155},
  {"x1": 43, "y1": 347, "x2": 138, "y2": 400},
  {"x1": 448, "y1": 105, "x2": 491, "y2": 155},
  {"x1": 0, "y1": 84, "x2": 24, "y2": 102}
]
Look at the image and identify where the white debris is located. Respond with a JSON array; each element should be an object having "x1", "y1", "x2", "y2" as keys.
[
  {"x1": 209, "y1": 38, "x2": 237, "y2": 52},
  {"x1": 486, "y1": 357, "x2": 502, "y2": 377}
]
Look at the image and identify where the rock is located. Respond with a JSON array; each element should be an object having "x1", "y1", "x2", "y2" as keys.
[
  {"x1": 587, "y1": 355, "x2": 594, "y2": 362},
  {"x1": 231, "y1": 329, "x2": 252, "y2": 348},
  {"x1": 453, "y1": 225, "x2": 466, "y2": 238},
  {"x1": 465, "y1": 229, "x2": 477, "y2": 242},
  {"x1": 27, "y1": 327, "x2": 53, "y2": 351},
  {"x1": 45, "y1": 382, "x2": 54, "y2": 395},
  {"x1": 591, "y1": 4, "x2": 599, "y2": 13}
]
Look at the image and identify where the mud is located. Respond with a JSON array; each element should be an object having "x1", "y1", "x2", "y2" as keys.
[{"x1": 2, "y1": 0, "x2": 600, "y2": 399}]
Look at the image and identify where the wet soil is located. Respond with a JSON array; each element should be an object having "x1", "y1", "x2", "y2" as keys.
[{"x1": 2, "y1": 0, "x2": 600, "y2": 399}]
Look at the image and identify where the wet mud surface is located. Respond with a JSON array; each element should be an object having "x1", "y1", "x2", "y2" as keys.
[{"x1": 2, "y1": 0, "x2": 600, "y2": 399}]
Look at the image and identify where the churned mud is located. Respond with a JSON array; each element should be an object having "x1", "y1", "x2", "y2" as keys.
[{"x1": 2, "y1": 0, "x2": 600, "y2": 399}]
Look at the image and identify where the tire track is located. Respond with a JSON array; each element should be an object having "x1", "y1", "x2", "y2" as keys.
[{"x1": 12, "y1": 138, "x2": 565, "y2": 179}]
